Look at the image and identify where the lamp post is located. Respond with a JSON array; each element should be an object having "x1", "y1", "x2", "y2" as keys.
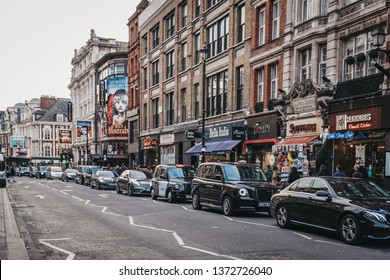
[
  {"x1": 82, "y1": 125, "x2": 89, "y2": 165},
  {"x1": 369, "y1": 27, "x2": 390, "y2": 77},
  {"x1": 199, "y1": 46, "x2": 209, "y2": 162}
]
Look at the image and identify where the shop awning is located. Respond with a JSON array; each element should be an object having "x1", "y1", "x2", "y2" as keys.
[
  {"x1": 185, "y1": 140, "x2": 242, "y2": 155},
  {"x1": 272, "y1": 135, "x2": 319, "y2": 152},
  {"x1": 244, "y1": 138, "x2": 278, "y2": 145}
]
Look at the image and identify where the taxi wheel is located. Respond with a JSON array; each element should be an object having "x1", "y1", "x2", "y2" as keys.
[
  {"x1": 222, "y1": 196, "x2": 235, "y2": 216},
  {"x1": 128, "y1": 185, "x2": 133, "y2": 196},
  {"x1": 151, "y1": 188, "x2": 157, "y2": 200},
  {"x1": 192, "y1": 191, "x2": 202, "y2": 210},
  {"x1": 167, "y1": 191, "x2": 175, "y2": 203}
]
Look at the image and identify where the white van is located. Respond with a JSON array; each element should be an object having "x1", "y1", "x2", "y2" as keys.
[{"x1": 0, "y1": 154, "x2": 6, "y2": 187}]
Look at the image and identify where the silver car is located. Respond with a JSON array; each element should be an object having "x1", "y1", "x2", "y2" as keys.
[
  {"x1": 116, "y1": 170, "x2": 152, "y2": 196},
  {"x1": 46, "y1": 166, "x2": 63, "y2": 180}
]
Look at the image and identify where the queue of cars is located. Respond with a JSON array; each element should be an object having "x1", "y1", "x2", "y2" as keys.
[{"x1": 17, "y1": 162, "x2": 390, "y2": 245}]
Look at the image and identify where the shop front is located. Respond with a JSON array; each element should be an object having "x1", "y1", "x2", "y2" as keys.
[
  {"x1": 185, "y1": 121, "x2": 245, "y2": 163},
  {"x1": 142, "y1": 137, "x2": 159, "y2": 168},
  {"x1": 328, "y1": 106, "x2": 384, "y2": 183},
  {"x1": 159, "y1": 133, "x2": 175, "y2": 164}
]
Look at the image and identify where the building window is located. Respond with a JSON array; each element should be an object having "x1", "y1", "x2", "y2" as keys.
[
  {"x1": 195, "y1": 0, "x2": 201, "y2": 17},
  {"x1": 236, "y1": 66, "x2": 244, "y2": 110},
  {"x1": 166, "y1": 92, "x2": 174, "y2": 126},
  {"x1": 181, "y1": 89, "x2": 187, "y2": 122},
  {"x1": 320, "y1": 0, "x2": 329, "y2": 15},
  {"x1": 237, "y1": 3, "x2": 245, "y2": 43},
  {"x1": 151, "y1": 25, "x2": 159, "y2": 49},
  {"x1": 206, "y1": 70, "x2": 228, "y2": 117},
  {"x1": 318, "y1": 45, "x2": 327, "y2": 85},
  {"x1": 257, "y1": 68, "x2": 264, "y2": 103},
  {"x1": 152, "y1": 60, "x2": 159, "y2": 85},
  {"x1": 56, "y1": 114, "x2": 64, "y2": 122},
  {"x1": 272, "y1": 1, "x2": 280, "y2": 40},
  {"x1": 143, "y1": 103, "x2": 147, "y2": 130},
  {"x1": 300, "y1": 49, "x2": 311, "y2": 82},
  {"x1": 166, "y1": 50, "x2": 175, "y2": 79},
  {"x1": 207, "y1": 16, "x2": 229, "y2": 57},
  {"x1": 194, "y1": 83, "x2": 199, "y2": 120},
  {"x1": 165, "y1": 12, "x2": 175, "y2": 38},
  {"x1": 152, "y1": 98, "x2": 159, "y2": 128},
  {"x1": 344, "y1": 0, "x2": 358, "y2": 6},
  {"x1": 194, "y1": 33, "x2": 200, "y2": 64},
  {"x1": 181, "y1": 2, "x2": 187, "y2": 28},
  {"x1": 301, "y1": 0, "x2": 312, "y2": 22},
  {"x1": 208, "y1": 0, "x2": 221, "y2": 8},
  {"x1": 142, "y1": 35, "x2": 148, "y2": 55},
  {"x1": 258, "y1": 7, "x2": 266, "y2": 46},
  {"x1": 129, "y1": 120, "x2": 137, "y2": 143},
  {"x1": 143, "y1": 67, "x2": 148, "y2": 89},
  {"x1": 44, "y1": 129, "x2": 50, "y2": 140},
  {"x1": 343, "y1": 31, "x2": 384, "y2": 81},
  {"x1": 181, "y1": 42, "x2": 187, "y2": 71},
  {"x1": 44, "y1": 146, "x2": 50, "y2": 157},
  {"x1": 270, "y1": 64, "x2": 278, "y2": 100}
]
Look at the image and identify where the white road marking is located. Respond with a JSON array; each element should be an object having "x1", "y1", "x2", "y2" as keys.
[
  {"x1": 287, "y1": 230, "x2": 312, "y2": 240},
  {"x1": 101, "y1": 207, "x2": 122, "y2": 217},
  {"x1": 181, "y1": 206, "x2": 189, "y2": 210},
  {"x1": 172, "y1": 232, "x2": 185, "y2": 246},
  {"x1": 182, "y1": 245, "x2": 240, "y2": 260},
  {"x1": 24, "y1": 186, "x2": 30, "y2": 189},
  {"x1": 38, "y1": 238, "x2": 75, "y2": 260},
  {"x1": 71, "y1": 196, "x2": 84, "y2": 201},
  {"x1": 35, "y1": 195, "x2": 45, "y2": 200},
  {"x1": 60, "y1": 190, "x2": 74, "y2": 195},
  {"x1": 99, "y1": 194, "x2": 108, "y2": 198},
  {"x1": 315, "y1": 239, "x2": 346, "y2": 246},
  {"x1": 223, "y1": 216, "x2": 278, "y2": 228}
]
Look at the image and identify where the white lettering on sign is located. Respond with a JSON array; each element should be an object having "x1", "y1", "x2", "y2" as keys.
[
  {"x1": 209, "y1": 126, "x2": 229, "y2": 138},
  {"x1": 336, "y1": 113, "x2": 372, "y2": 131}
]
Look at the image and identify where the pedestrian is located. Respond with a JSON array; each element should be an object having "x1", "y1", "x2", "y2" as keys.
[
  {"x1": 265, "y1": 165, "x2": 273, "y2": 182},
  {"x1": 10, "y1": 165, "x2": 16, "y2": 182},
  {"x1": 317, "y1": 164, "x2": 331, "y2": 176},
  {"x1": 288, "y1": 166, "x2": 300, "y2": 184},
  {"x1": 271, "y1": 165, "x2": 280, "y2": 186},
  {"x1": 352, "y1": 164, "x2": 364, "y2": 178},
  {"x1": 333, "y1": 165, "x2": 346, "y2": 177}
]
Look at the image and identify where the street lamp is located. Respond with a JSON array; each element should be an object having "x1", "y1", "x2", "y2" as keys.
[
  {"x1": 81, "y1": 125, "x2": 89, "y2": 165},
  {"x1": 199, "y1": 45, "x2": 209, "y2": 162},
  {"x1": 369, "y1": 27, "x2": 390, "y2": 77}
]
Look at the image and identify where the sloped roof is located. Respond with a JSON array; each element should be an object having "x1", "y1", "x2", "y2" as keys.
[{"x1": 39, "y1": 98, "x2": 71, "y2": 122}]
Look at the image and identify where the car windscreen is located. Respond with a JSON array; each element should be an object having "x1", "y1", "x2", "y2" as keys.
[
  {"x1": 91, "y1": 168, "x2": 103, "y2": 174},
  {"x1": 329, "y1": 179, "x2": 390, "y2": 198},
  {"x1": 40, "y1": 166, "x2": 48, "y2": 171},
  {"x1": 131, "y1": 170, "x2": 152, "y2": 179},
  {"x1": 21, "y1": 167, "x2": 29, "y2": 171},
  {"x1": 98, "y1": 171, "x2": 117, "y2": 177},
  {"x1": 66, "y1": 169, "x2": 77, "y2": 174},
  {"x1": 223, "y1": 165, "x2": 268, "y2": 181},
  {"x1": 51, "y1": 167, "x2": 62, "y2": 172},
  {"x1": 167, "y1": 167, "x2": 185, "y2": 179}
]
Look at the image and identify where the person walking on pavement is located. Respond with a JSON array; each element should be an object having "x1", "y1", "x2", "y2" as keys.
[
  {"x1": 352, "y1": 164, "x2": 364, "y2": 178},
  {"x1": 317, "y1": 164, "x2": 331, "y2": 176},
  {"x1": 288, "y1": 166, "x2": 300, "y2": 184},
  {"x1": 334, "y1": 165, "x2": 346, "y2": 177},
  {"x1": 9, "y1": 165, "x2": 16, "y2": 182}
]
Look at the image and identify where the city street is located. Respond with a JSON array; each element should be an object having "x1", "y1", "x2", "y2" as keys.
[{"x1": 6, "y1": 177, "x2": 390, "y2": 260}]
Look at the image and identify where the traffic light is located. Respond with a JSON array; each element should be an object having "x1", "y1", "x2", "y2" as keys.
[{"x1": 103, "y1": 149, "x2": 107, "y2": 160}]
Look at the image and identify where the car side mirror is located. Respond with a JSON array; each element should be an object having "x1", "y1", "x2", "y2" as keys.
[
  {"x1": 160, "y1": 174, "x2": 167, "y2": 180},
  {"x1": 316, "y1": 190, "x2": 332, "y2": 200},
  {"x1": 214, "y1": 174, "x2": 223, "y2": 181}
]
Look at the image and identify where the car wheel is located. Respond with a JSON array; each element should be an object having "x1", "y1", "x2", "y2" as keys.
[
  {"x1": 151, "y1": 188, "x2": 157, "y2": 200},
  {"x1": 116, "y1": 186, "x2": 122, "y2": 194},
  {"x1": 97, "y1": 183, "x2": 101, "y2": 190},
  {"x1": 276, "y1": 205, "x2": 291, "y2": 228},
  {"x1": 222, "y1": 196, "x2": 235, "y2": 216},
  {"x1": 128, "y1": 185, "x2": 133, "y2": 196},
  {"x1": 167, "y1": 190, "x2": 175, "y2": 203},
  {"x1": 340, "y1": 214, "x2": 362, "y2": 245},
  {"x1": 192, "y1": 191, "x2": 202, "y2": 210}
]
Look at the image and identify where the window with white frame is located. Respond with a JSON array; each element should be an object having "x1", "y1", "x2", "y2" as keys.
[
  {"x1": 258, "y1": 7, "x2": 266, "y2": 46},
  {"x1": 165, "y1": 12, "x2": 175, "y2": 38},
  {"x1": 208, "y1": 0, "x2": 222, "y2": 8},
  {"x1": 270, "y1": 64, "x2": 278, "y2": 100},
  {"x1": 56, "y1": 114, "x2": 64, "y2": 122},
  {"x1": 181, "y1": 42, "x2": 187, "y2": 71},
  {"x1": 194, "y1": 83, "x2": 200, "y2": 120},
  {"x1": 166, "y1": 50, "x2": 175, "y2": 79},
  {"x1": 320, "y1": 0, "x2": 329, "y2": 15},
  {"x1": 236, "y1": 66, "x2": 244, "y2": 110},
  {"x1": 343, "y1": 31, "x2": 385, "y2": 81},
  {"x1": 300, "y1": 49, "x2": 311, "y2": 81},
  {"x1": 207, "y1": 16, "x2": 229, "y2": 57},
  {"x1": 142, "y1": 35, "x2": 148, "y2": 55},
  {"x1": 195, "y1": 0, "x2": 201, "y2": 17},
  {"x1": 257, "y1": 68, "x2": 264, "y2": 103},
  {"x1": 143, "y1": 67, "x2": 148, "y2": 89},
  {"x1": 272, "y1": 1, "x2": 280, "y2": 40},
  {"x1": 206, "y1": 70, "x2": 228, "y2": 117},
  {"x1": 166, "y1": 92, "x2": 174, "y2": 125},
  {"x1": 194, "y1": 33, "x2": 200, "y2": 64},
  {"x1": 181, "y1": 88, "x2": 187, "y2": 122},
  {"x1": 152, "y1": 60, "x2": 159, "y2": 85},
  {"x1": 44, "y1": 146, "x2": 51, "y2": 157},
  {"x1": 181, "y1": 3, "x2": 187, "y2": 27},
  {"x1": 344, "y1": 0, "x2": 358, "y2": 6},
  {"x1": 44, "y1": 129, "x2": 50, "y2": 140},
  {"x1": 151, "y1": 25, "x2": 159, "y2": 49},
  {"x1": 237, "y1": 3, "x2": 245, "y2": 43},
  {"x1": 152, "y1": 98, "x2": 159, "y2": 128},
  {"x1": 301, "y1": 0, "x2": 312, "y2": 22},
  {"x1": 318, "y1": 45, "x2": 327, "y2": 85}
]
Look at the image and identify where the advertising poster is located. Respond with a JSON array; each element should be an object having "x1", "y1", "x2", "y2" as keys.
[
  {"x1": 76, "y1": 120, "x2": 93, "y2": 138},
  {"x1": 106, "y1": 76, "x2": 128, "y2": 139},
  {"x1": 59, "y1": 129, "x2": 72, "y2": 144},
  {"x1": 10, "y1": 136, "x2": 25, "y2": 148}
]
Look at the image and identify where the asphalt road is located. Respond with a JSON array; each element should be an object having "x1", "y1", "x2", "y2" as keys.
[{"x1": 6, "y1": 177, "x2": 390, "y2": 260}]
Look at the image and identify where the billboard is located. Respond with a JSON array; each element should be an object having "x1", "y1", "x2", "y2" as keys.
[
  {"x1": 106, "y1": 76, "x2": 128, "y2": 139},
  {"x1": 59, "y1": 130, "x2": 72, "y2": 144},
  {"x1": 76, "y1": 120, "x2": 93, "y2": 138},
  {"x1": 10, "y1": 136, "x2": 25, "y2": 148}
]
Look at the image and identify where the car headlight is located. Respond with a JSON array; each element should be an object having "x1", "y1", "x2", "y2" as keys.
[
  {"x1": 133, "y1": 181, "x2": 141, "y2": 187},
  {"x1": 239, "y1": 188, "x2": 249, "y2": 197},
  {"x1": 363, "y1": 211, "x2": 387, "y2": 223},
  {"x1": 98, "y1": 178, "x2": 105, "y2": 183},
  {"x1": 171, "y1": 184, "x2": 181, "y2": 190}
]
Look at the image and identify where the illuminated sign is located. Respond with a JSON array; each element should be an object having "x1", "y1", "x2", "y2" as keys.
[{"x1": 336, "y1": 113, "x2": 372, "y2": 131}]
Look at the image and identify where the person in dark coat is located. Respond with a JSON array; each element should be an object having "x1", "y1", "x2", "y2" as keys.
[
  {"x1": 288, "y1": 166, "x2": 300, "y2": 184},
  {"x1": 352, "y1": 165, "x2": 364, "y2": 178},
  {"x1": 317, "y1": 164, "x2": 331, "y2": 176},
  {"x1": 333, "y1": 165, "x2": 346, "y2": 177}
]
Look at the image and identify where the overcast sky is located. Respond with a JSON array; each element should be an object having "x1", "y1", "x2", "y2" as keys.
[{"x1": 0, "y1": 0, "x2": 137, "y2": 111}]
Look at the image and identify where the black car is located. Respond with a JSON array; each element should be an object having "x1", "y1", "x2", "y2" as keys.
[
  {"x1": 29, "y1": 166, "x2": 37, "y2": 178},
  {"x1": 35, "y1": 166, "x2": 48, "y2": 179},
  {"x1": 191, "y1": 162, "x2": 280, "y2": 216},
  {"x1": 151, "y1": 164, "x2": 195, "y2": 203},
  {"x1": 61, "y1": 168, "x2": 77, "y2": 182},
  {"x1": 19, "y1": 167, "x2": 30, "y2": 177},
  {"x1": 117, "y1": 170, "x2": 153, "y2": 196},
  {"x1": 270, "y1": 177, "x2": 390, "y2": 245},
  {"x1": 75, "y1": 165, "x2": 89, "y2": 185},
  {"x1": 91, "y1": 170, "x2": 118, "y2": 189},
  {"x1": 84, "y1": 166, "x2": 102, "y2": 186}
]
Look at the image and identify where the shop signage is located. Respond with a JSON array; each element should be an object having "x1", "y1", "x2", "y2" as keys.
[
  {"x1": 335, "y1": 113, "x2": 372, "y2": 131},
  {"x1": 160, "y1": 134, "x2": 174, "y2": 145},
  {"x1": 327, "y1": 131, "x2": 367, "y2": 139},
  {"x1": 144, "y1": 138, "x2": 159, "y2": 149},
  {"x1": 59, "y1": 130, "x2": 72, "y2": 144},
  {"x1": 232, "y1": 127, "x2": 245, "y2": 140},
  {"x1": 289, "y1": 123, "x2": 317, "y2": 134},
  {"x1": 292, "y1": 97, "x2": 316, "y2": 113},
  {"x1": 209, "y1": 126, "x2": 229, "y2": 139},
  {"x1": 286, "y1": 118, "x2": 322, "y2": 137},
  {"x1": 255, "y1": 124, "x2": 271, "y2": 134}
]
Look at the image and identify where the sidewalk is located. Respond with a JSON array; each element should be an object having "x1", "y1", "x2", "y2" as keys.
[{"x1": 0, "y1": 182, "x2": 29, "y2": 260}]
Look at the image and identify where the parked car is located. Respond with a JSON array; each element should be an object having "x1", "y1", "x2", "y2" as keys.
[
  {"x1": 46, "y1": 166, "x2": 63, "y2": 180},
  {"x1": 29, "y1": 166, "x2": 37, "y2": 178},
  {"x1": 91, "y1": 170, "x2": 118, "y2": 189},
  {"x1": 61, "y1": 168, "x2": 77, "y2": 182},
  {"x1": 117, "y1": 170, "x2": 153, "y2": 196},
  {"x1": 270, "y1": 177, "x2": 390, "y2": 245},
  {"x1": 84, "y1": 166, "x2": 102, "y2": 186},
  {"x1": 75, "y1": 165, "x2": 89, "y2": 185},
  {"x1": 191, "y1": 162, "x2": 280, "y2": 216},
  {"x1": 14, "y1": 167, "x2": 20, "y2": 176},
  {"x1": 19, "y1": 167, "x2": 30, "y2": 177},
  {"x1": 151, "y1": 164, "x2": 195, "y2": 203},
  {"x1": 35, "y1": 166, "x2": 48, "y2": 179}
]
